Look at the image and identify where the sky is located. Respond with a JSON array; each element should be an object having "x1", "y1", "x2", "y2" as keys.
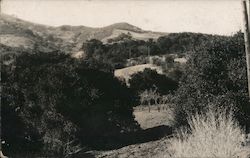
[{"x1": 1, "y1": 0, "x2": 243, "y2": 35}]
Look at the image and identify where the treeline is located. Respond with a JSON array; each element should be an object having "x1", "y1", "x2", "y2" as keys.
[{"x1": 83, "y1": 32, "x2": 222, "y2": 69}]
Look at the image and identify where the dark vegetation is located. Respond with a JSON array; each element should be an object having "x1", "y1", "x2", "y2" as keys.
[
  {"x1": 172, "y1": 32, "x2": 250, "y2": 131},
  {"x1": 129, "y1": 68, "x2": 178, "y2": 95},
  {"x1": 2, "y1": 52, "x2": 139, "y2": 156},
  {"x1": 1, "y1": 31, "x2": 250, "y2": 157},
  {"x1": 83, "y1": 32, "x2": 216, "y2": 69}
]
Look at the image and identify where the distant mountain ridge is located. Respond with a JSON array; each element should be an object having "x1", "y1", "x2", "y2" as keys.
[{"x1": 0, "y1": 14, "x2": 167, "y2": 54}]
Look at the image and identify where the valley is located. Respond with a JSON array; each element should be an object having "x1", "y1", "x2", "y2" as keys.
[{"x1": 1, "y1": 13, "x2": 250, "y2": 158}]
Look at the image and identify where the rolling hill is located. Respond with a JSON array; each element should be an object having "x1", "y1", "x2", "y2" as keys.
[
  {"x1": 0, "y1": 14, "x2": 167, "y2": 54},
  {"x1": 114, "y1": 64, "x2": 163, "y2": 84}
]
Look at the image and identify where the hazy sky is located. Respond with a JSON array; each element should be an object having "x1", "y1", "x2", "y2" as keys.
[{"x1": 2, "y1": 0, "x2": 243, "y2": 35}]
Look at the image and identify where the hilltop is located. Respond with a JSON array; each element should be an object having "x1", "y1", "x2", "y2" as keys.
[{"x1": 0, "y1": 14, "x2": 166, "y2": 54}]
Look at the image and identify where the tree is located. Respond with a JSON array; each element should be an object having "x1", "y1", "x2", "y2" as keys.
[
  {"x1": 129, "y1": 68, "x2": 178, "y2": 95},
  {"x1": 107, "y1": 32, "x2": 133, "y2": 43},
  {"x1": 82, "y1": 39, "x2": 105, "y2": 60},
  {"x1": 2, "y1": 51, "x2": 139, "y2": 155},
  {"x1": 139, "y1": 89, "x2": 160, "y2": 112},
  {"x1": 172, "y1": 32, "x2": 250, "y2": 130}
]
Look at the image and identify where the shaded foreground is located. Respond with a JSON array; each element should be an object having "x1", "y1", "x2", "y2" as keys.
[
  {"x1": 5, "y1": 104, "x2": 250, "y2": 158},
  {"x1": 84, "y1": 107, "x2": 250, "y2": 158},
  {"x1": 81, "y1": 137, "x2": 172, "y2": 158}
]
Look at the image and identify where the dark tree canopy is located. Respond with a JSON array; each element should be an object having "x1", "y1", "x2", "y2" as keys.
[
  {"x1": 129, "y1": 68, "x2": 178, "y2": 95},
  {"x1": 172, "y1": 32, "x2": 250, "y2": 130},
  {"x1": 82, "y1": 33, "x2": 224, "y2": 69},
  {"x1": 2, "y1": 51, "x2": 139, "y2": 155}
]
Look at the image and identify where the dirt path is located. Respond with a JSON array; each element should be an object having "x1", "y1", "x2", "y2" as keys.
[
  {"x1": 93, "y1": 106, "x2": 174, "y2": 158},
  {"x1": 94, "y1": 137, "x2": 172, "y2": 158}
]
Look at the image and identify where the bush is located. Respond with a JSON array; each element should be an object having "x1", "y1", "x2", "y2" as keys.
[{"x1": 169, "y1": 107, "x2": 250, "y2": 158}]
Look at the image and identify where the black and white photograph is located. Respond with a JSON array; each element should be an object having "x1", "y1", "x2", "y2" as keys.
[{"x1": 0, "y1": 0, "x2": 250, "y2": 157}]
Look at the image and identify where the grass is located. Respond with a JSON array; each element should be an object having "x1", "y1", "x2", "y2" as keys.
[
  {"x1": 133, "y1": 105, "x2": 174, "y2": 129},
  {"x1": 168, "y1": 107, "x2": 250, "y2": 158},
  {"x1": 114, "y1": 64, "x2": 163, "y2": 84}
]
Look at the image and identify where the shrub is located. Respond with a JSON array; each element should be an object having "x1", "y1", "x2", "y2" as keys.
[{"x1": 169, "y1": 107, "x2": 250, "y2": 158}]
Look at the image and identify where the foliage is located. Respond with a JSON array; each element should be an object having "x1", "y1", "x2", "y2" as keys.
[
  {"x1": 139, "y1": 89, "x2": 160, "y2": 106},
  {"x1": 2, "y1": 51, "x2": 139, "y2": 155},
  {"x1": 157, "y1": 32, "x2": 214, "y2": 54},
  {"x1": 82, "y1": 32, "x2": 220, "y2": 70},
  {"x1": 83, "y1": 38, "x2": 160, "y2": 69},
  {"x1": 139, "y1": 89, "x2": 171, "y2": 112},
  {"x1": 172, "y1": 32, "x2": 250, "y2": 130},
  {"x1": 129, "y1": 68, "x2": 178, "y2": 95}
]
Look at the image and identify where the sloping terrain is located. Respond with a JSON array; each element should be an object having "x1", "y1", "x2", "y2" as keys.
[
  {"x1": 114, "y1": 64, "x2": 163, "y2": 84},
  {"x1": 102, "y1": 29, "x2": 166, "y2": 43},
  {"x1": 0, "y1": 14, "x2": 58, "y2": 52},
  {"x1": 94, "y1": 137, "x2": 171, "y2": 158},
  {"x1": 0, "y1": 14, "x2": 166, "y2": 54},
  {"x1": 0, "y1": 35, "x2": 34, "y2": 49}
]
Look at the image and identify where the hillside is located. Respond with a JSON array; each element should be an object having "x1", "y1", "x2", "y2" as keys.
[
  {"x1": 0, "y1": 14, "x2": 166, "y2": 54},
  {"x1": 114, "y1": 64, "x2": 163, "y2": 84},
  {"x1": 102, "y1": 28, "x2": 166, "y2": 43}
]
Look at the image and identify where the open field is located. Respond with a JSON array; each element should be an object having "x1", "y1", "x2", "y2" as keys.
[
  {"x1": 102, "y1": 29, "x2": 167, "y2": 43},
  {"x1": 114, "y1": 64, "x2": 163, "y2": 84},
  {"x1": 133, "y1": 105, "x2": 174, "y2": 129}
]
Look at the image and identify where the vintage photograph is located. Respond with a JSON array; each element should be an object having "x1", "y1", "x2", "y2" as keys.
[{"x1": 0, "y1": 0, "x2": 250, "y2": 157}]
